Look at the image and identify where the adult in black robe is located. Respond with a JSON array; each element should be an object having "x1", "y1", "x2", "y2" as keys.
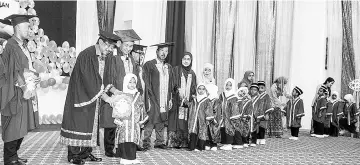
[
  {"x1": 100, "y1": 29, "x2": 143, "y2": 157},
  {"x1": 167, "y1": 52, "x2": 197, "y2": 148},
  {"x1": 0, "y1": 15, "x2": 39, "y2": 165},
  {"x1": 60, "y1": 31, "x2": 121, "y2": 165},
  {"x1": 142, "y1": 42, "x2": 174, "y2": 151}
]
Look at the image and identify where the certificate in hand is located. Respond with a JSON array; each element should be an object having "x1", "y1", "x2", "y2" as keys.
[{"x1": 111, "y1": 92, "x2": 134, "y2": 119}]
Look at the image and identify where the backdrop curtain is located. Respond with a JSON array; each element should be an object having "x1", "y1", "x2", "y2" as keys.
[
  {"x1": 255, "y1": 1, "x2": 277, "y2": 90},
  {"x1": 184, "y1": 0, "x2": 215, "y2": 78},
  {"x1": 341, "y1": 1, "x2": 356, "y2": 97},
  {"x1": 213, "y1": 0, "x2": 237, "y2": 92},
  {"x1": 165, "y1": 1, "x2": 186, "y2": 67},
  {"x1": 97, "y1": 0, "x2": 116, "y2": 32},
  {"x1": 326, "y1": 1, "x2": 343, "y2": 94},
  {"x1": 76, "y1": 0, "x2": 99, "y2": 56},
  {"x1": 273, "y1": 1, "x2": 294, "y2": 88},
  {"x1": 352, "y1": 1, "x2": 360, "y2": 79},
  {"x1": 232, "y1": 1, "x2": 257, "y2": 84}
]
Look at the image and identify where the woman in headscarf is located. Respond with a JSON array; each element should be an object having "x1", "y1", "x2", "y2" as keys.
[
  {"x1": 328, "y1": 91, "x2": 342, "y2": 137},
  {"x1": 339, "y1": 94, "x2": 359, "y2": 136},
  {"x1": 268, "y1": 76, "x2": 291, "y2": 138},
  {"x1": 237, "y1": 71, "x2": 255, "y2": 89},
  {"x1": 200, "y1": 63, "x2": 215, "y2": 85},
  {"x1": 167, "y1": 52, "x2": 197, "y2": 148},
  {"x1": 113, "y1": 73, "x2": 144, "y2": 164},
  {"x1": 218, "y1": 78, "x2": 239, "y2": 150}
]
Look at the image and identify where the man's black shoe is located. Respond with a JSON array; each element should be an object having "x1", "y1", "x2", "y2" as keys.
[
  {"x1": 69, "y1": 159, "x2": 85, "y2": 165},
  {"x1": 154, "y1": 144, "x2": 168, "y2": 149},
  {"x1": 85, "y1": 154, "x2": 102, "y2": 162}
]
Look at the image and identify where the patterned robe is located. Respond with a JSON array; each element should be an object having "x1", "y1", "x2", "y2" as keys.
[
  {"x1": 114, "y1": 92, "x2": 144, "y2": 146},
  {"x1": 188, "y1": 98, "x2": 212, "y2": 141},
  {"x1": 218, "y1": 93, "x2": 239, "y2": 136},
  {"x1": 250, "y1": 95, "x2": 263, "y2": 133},
  {"x1": 313, "y1": 96, "x2": 327, "y2": 124},
  {"x1": 324, "y1": 101, "x2": 333, "y2": 128},
  {"x1": 232, "y1": 98, "x2": 252, "y2": 137},
  {"x1": 208, "y1": 98, "x2": 222, "y2": 143},
  {"x1": 258, "y1": 93, "x2": 273, "y2": 129},
  {"x1": 284, "y1": 97, "x2": 305, "y2": 128},
  {"x1": 331, "y1": 100, "x2": 343, "y2": 127}
]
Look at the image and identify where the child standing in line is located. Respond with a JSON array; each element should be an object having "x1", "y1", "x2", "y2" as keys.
[
  {"x1": 257, "y1": 81, "x2": 272, "y2": 145},
  {"x1": 312, "y1": 85, "x2": 328, "y2": 138},
  {"x1": 284, "y1": 86, "x2": 305, "y2": 140},
  {"x1": 205, "y1": 84, "x2": 220, "y2": 151},
  {"x1": 249, "y1": 83, "x2": 263, "y2": 147}
]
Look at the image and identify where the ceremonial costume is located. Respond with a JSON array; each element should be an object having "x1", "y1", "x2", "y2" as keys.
[
  {"x1": 249, "y1": 84, "x2": 263, "y2": 146},
  {"x1": 257, "y1": 81, "x2": 272, "y2": 144},
  {"x1": 329, "y1": 92, "x2": 342, "y2": 137},
  {"x1": 0, "y1": 14, "x2": 38, "y2": 165},
  {"x1": 168, "y1": 52, "x2": 197, "y2": 148},
  {"x1": 339, "y1": 94, "x2": 358, "y2": 134},
  {"x1": 284, "y1": 87, "x2": 305, "y2": 139},
  {"x1": 312, "y1": 86, "x2": 328, "y2": 136}
]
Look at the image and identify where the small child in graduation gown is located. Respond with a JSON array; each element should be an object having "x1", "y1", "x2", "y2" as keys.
[
  {"x1": 232, "y1": 87, "x2": 252, "y2": 148},
  {"x1": 205, "y1": 84, "x2": 220, "y2": 151},
  {"x1": 284, "y1": 86, "x2": 305, "y2": 140},
  {"x1": 257, "y1": 81, "x2": 272, "y2": 145},
  {"x1": 329, "y1": 92, "x2": 342, "y2": 137},
  {"x1": 339, "y1": 94, "x2": 359, "y2": 136},
  {"x1": 312, "y1": 85, "x2": 328, "y2": 138},
  {"x1": 218, "y1": 78, "x2": 239, "y2": 150},
  {"x1": 324, "y1": 92, "x2": 332, "y2": 137},
  {"x1": 249, "y1": 83, "x2": 264, "y2": 147},
  {"x1": 114, "y1": 74, "x2": 144, "y2": 164},
  {"x1": 188, "y1": 83, "x2": 213, "y2": 151}
]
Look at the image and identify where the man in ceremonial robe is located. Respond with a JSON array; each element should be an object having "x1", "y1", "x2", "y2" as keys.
[
  {"x1": 0, "y1": 14, "x2": 40, "y2": 165},
  {"x1": 101, "y1": 29, "x2": 143, "y2": 157},
  {"x1": 142, "y1": 42, "x2": 174, "y2": 151},
  {"x1": 60, "y1": 31, "x2": 121, "y2": 165}
]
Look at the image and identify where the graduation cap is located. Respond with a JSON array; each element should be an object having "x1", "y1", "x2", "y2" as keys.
[
  {"x1": 3, "y1": 14, "x2": 37, "y2": 26},
  {"x1": 150, "y1": 42, "x2": 175, "y2": 49},
  {"x1": 114, "y1": 29, "x2": 141, "y2": 42},
  {"x1": 133, "y1": 44, "x2": 147, "y2": 54},
  {"x1": 98, "y1": 30, "x2": 121, "y2": 44},
  {"x1": 257, "y1": 81, "x2": 266, "y2": 87},
  {"x1": 0, "y1": 19, "x2": 12, "y2": 26},
  {"x1": 250, "y1": 83, "x2": 259, "y2": 90},
  {"x1": 294, "y1": 86, "x2": 303, "y2": 95}
]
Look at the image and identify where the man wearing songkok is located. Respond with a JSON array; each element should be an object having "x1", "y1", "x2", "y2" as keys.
[
  {"x1": 284, "y1": 86, "x2": 305, "y2": 140},
  {"x1": 0, "y1": 14, "x2": 41, "y2": 165},
  {"x1": 60, "y1": 30, "x2": 121, "y2": 164},
  {"x1": 142, "y1": 42, "x2": 174, "y2": 151},
  {"x1": 218, "y1": 78, "x2": 238, "y2": 150},
  {"x1": 312, "y1": 85, "x2": 328, "y2": 138},
  {"x1": 257, "y1": 81, "x2": 272, "y2": 145},
  {"x1": 249, "y1": 83, "x2": 264, "y2": 147},
  {"x1": 188, "y1": 83, "x2": 212, "y2": 151},
  {"x1": 101, "y1": 29, "x2": 143, "y2": 157}
]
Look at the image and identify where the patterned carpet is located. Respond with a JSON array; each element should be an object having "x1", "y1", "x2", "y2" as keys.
[{"x1": 0, "y1": 130, "x2": 360, "y2": 165}]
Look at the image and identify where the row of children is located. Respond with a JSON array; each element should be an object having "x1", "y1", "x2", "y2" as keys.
[
  {"x1": 187, "y1": 79, "x2": 305, "y2": 151},
  {"x1": 311, "y1": 85, "x2": 359, "y2": 138}
]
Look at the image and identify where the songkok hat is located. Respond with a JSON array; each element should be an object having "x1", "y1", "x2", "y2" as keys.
[
  {"x1": 294, "y1": 86, "x2": 303, "y2": 95},
  {"x1": 3, "y1": 14, "x2": 37, "y2": 27},
  {"x1": 257, "y1": 81, "x2": 266, "y2": 87},
  {"x1": 250, "y1": 83, "x2": 259, "y2": 90},
  {"x1": 98, "y1": 30, "x2": 121, "y2": 44},
  {"x1": 114, "y1": 29, "x2": 141, "y2": 42}
]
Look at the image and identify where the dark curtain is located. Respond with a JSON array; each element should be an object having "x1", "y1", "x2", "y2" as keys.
[
  {"x1": 341, "y1": 1, "x2": 356, "y2": 97},
  {"x1": 97, "y1": 0, "x2": 116, "y2": 33},
  {"x1": 165, "y1": 1, "x2": 186, "y2": 67}
]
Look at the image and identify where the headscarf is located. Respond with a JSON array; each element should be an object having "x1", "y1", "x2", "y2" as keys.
[
  {"x1": 196, "y1": 83, "x2": 207, "y2": 101},
  {"x1": 344, "y1": 94, "x2": 355, "y2": 104},
  {"x1": 329, "y1": 91, "x2": 340, "y2": 103},
  {"x1": 224, "y1": 78, "x2": 236, "y2": 97},
  {"x1": 181, "y1": 52, "x2": 193, "y2": 77},
  {"x1": 122, "y1": 73, "x2": 138, "y2": 95},
  {"x1": 236, "y1": 87, "x2": 248, "y2": 99},
  {"x1": 238, "y1": 71, "x2": 254, "y2": 88},
  {"x1": 206, "y1": 83, "x2": 218, "y2": 100},
  {"x1": 202, "y1": 63, "x2": 215, "y2": 85}
]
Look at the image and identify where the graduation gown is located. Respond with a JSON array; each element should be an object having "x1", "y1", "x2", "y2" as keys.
[
  {"x1": 142, "y1": 59, "x2": 173, "y2": 125},
  {"x1": 324, "y1": 101, "x2": 333, "y2": 128},
  {"x1": 100, "y1": 50, "x2": 142, "y2": 128},
  {"x1": 258, "y1": 93, "x2": 272, "y2": 129},
  {"x1": 188, "y1": 98, "x2": 211, "y2": 141},
  {"x1": 313, "y1": 96, "x2": 327, "y2": 123},
  {"x1": 208, "y1": 98, "x2": 222, "y2": 143},
  {"x1": 218, "y1": 93, "x2": 238, "y2": 136},
  {"x1": 285, "y1": 98, "x2": 305, "y2": 128},
  {"x1": 60, "y1": 45, "x2": 113, "y2": 147},
  {"x1": 250, "y1": 95, "x2": 263, "y2": 133},
  {"x1": 0, "y1": 37, "x2": 38, "y2": 142},
  {"x1": 232, "y1": 98, "x2": 252, "y2": 137},
  {"x1": 168, "y1": 66, "x2": 197, "y2": 132},
  {"x1": 331, "y1": 100, "x2": 342, "y2": 127}
]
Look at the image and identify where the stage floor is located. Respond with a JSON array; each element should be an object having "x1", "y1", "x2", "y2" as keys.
[{"x1": 0, "y1": 130, "x2": 359, "y2": 165}]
